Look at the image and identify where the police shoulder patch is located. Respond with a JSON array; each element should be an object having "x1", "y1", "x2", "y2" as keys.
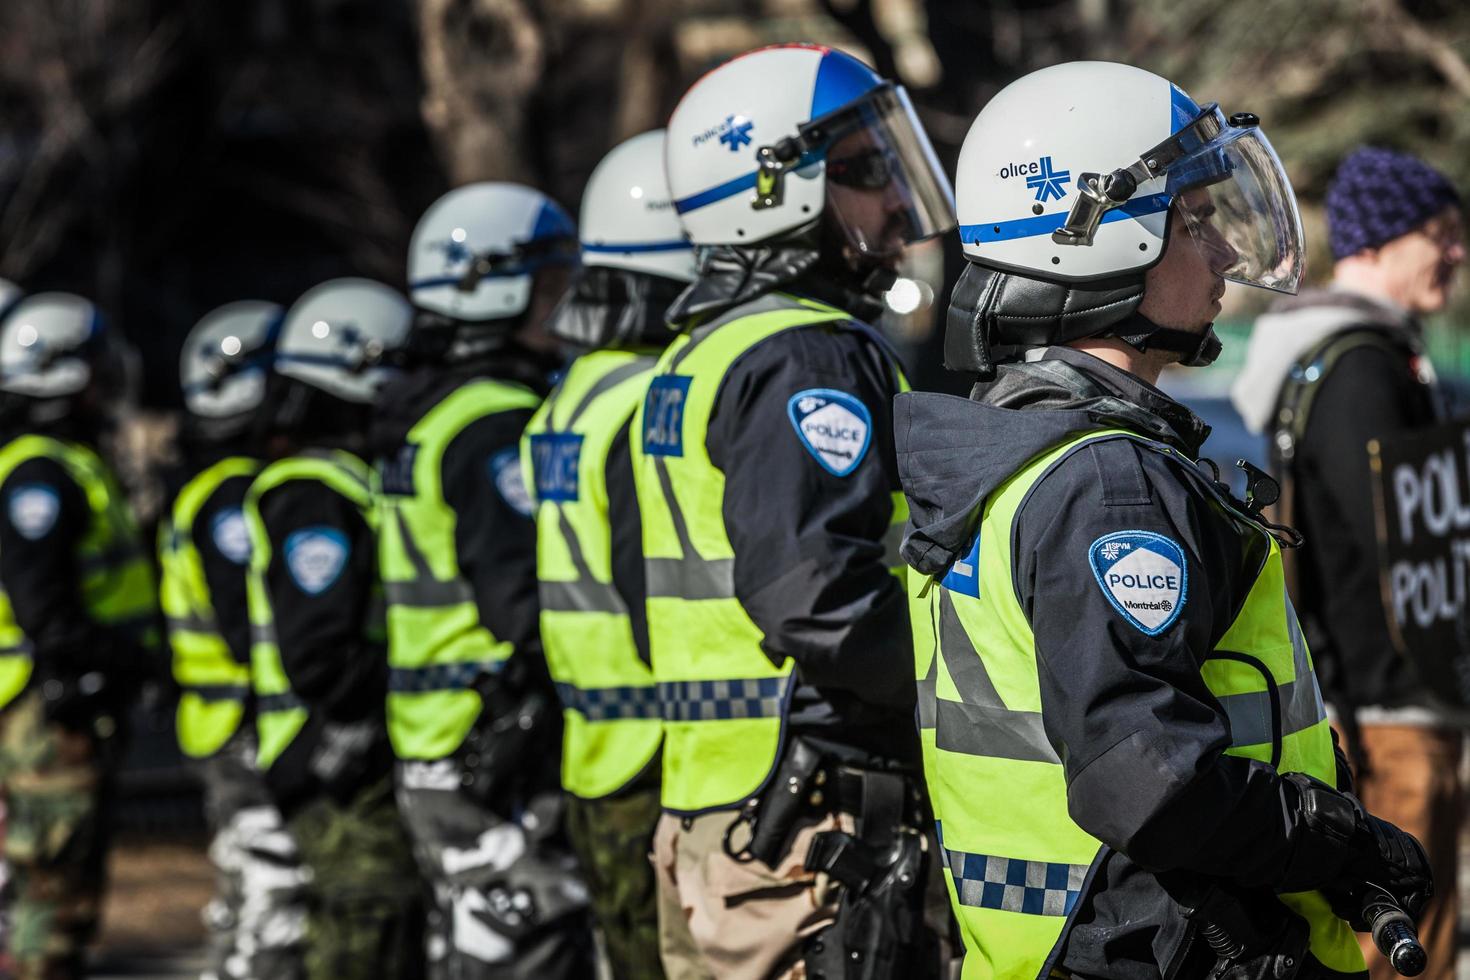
[
  {"x1": 787, "y1": 388, "x2": 872, "y2": 477},
  {"x1": 210, "y1": 507, "x2": 252, "y2": 565},
  {"x1": 1088, "y1": 530, "x2": 1186, "y2": 635},
  {"x1": 283, "y1": 526, "x2": 350, "y2": 596},
  {"x1": 488, "y1": 448, "x2": 533, "y2": 518},
  {"x1": 8, "y1": 483, "x2": 60, "y2": 541}
]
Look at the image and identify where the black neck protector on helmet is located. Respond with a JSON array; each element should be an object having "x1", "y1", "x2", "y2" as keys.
[
  {"x1": 943, "y1": 261, "x2": 1221, "y2": 379},
  {"x1": 665, "y1": 217, "x2": 896, "y2": 327},
  {"x1": 547, "y1": 267, "x2": 686, "y2": 351}
]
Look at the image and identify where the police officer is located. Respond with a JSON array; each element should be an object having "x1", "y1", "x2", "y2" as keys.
[
  {"x1": 243, "y1": 278, "x2": 422, "y2": 978},
  {"x1": 0, "y1": 291, "x2": 160, "y2": 979},
  {"x1": 897, "y1": 62, "x2": 1430, "y2": 979},
  {"x1": 160, "y1": 301, "x2": 309, "y2": 979},
  {"x1": 634, "y1": 45, "x2": 955, "y2": 979},
  {"x1": 375, "y1": 183, "x2": 590, "y2": 978},
  {"x1": 522, "y1": 130, "x2": 696, "y2": 979}
]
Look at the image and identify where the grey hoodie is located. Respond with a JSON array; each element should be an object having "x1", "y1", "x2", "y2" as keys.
[{"x1": 1229, "y1": 285, "x2": 1419, "y2": 435}]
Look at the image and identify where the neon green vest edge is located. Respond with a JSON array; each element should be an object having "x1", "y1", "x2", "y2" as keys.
[{"x1": 912, "y1": 429, "x2": 1363, "y2": 979}]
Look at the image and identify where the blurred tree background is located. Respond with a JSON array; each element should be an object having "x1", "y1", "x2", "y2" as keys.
[{"x1": 0, "y1": 0, "x2": 1466, "y2": 405}]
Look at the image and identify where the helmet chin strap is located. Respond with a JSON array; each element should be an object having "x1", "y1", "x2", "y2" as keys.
[{"x1": 1116, "y1": 314, "x2": 1223, "y2": 368}]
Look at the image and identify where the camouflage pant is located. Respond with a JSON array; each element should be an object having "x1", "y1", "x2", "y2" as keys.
[
  {"x1": 199, "y1": 729, "x2": 309, "y2": 979},
  {"x1": 0, "y1": 689, "x2": 112, "y2": 980},
  {"x1": 564, "y1": 786, "x2": 662, "y2": 980},
  {"x1": 394, "y1": 760, "x2": 594, "y2": 980},
  {"x1": 286, "y1": 773, "x2": 425, "y2": 979}
]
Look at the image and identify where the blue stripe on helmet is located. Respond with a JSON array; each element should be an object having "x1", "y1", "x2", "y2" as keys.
[
  {"x1": 673, "y1": 149, "x2": 825, "y2": 216},
  {"x1": 581, "y1": 239, "x2": 692, "y2": 254},
  {"x1": 958, "y1": 193, "x2": 1172, "y2": 245},
  {"x1": 1169, "y1": 83, "x2": 1202, "y2": 134},
  {"x1": 809, "y1": 49, "x2": 883, "y2": 119}
]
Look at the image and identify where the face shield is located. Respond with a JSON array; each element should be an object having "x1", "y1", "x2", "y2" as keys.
[
  {"x1": 754, "y1": 83, "x2": 956, "y2": 260},
  {"x1": 1053, "y1": 104, "x2": 1305, "y2": 294}
]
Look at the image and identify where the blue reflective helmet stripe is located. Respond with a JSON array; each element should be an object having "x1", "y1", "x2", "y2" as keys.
[
  {"x1": 580, "y1": 239, "x2": 692, "y2": 254},
  {"x1": 958, "y1": 193, "x2": 1171, "y2": 245},
  {"x1": 673, "y1": 148, "x2": 824, "y2": 215}
]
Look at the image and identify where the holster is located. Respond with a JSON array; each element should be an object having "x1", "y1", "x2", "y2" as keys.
[
  {"x1": 722, "y1": 737, "x2": 827, "y2": 867},
  {"x1": 1174, "y1": 881, "x2": 1310, "y2": 980},
  {"x1": 457, "y1": 670, "x2": 557, "y2": 818}
]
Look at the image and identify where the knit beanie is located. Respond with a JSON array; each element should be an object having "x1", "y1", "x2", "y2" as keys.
[{"x1": 1326, "y1": 146, "x2": 1461, "y2": 260}]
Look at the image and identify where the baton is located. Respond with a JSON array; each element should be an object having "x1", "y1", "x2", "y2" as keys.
[{"x1": 1362, "y1": 886, "x2": 1426, "y2": 977}]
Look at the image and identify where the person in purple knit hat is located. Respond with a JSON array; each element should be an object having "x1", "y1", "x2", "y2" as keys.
[{"x1": 1233, "y1": 146, "x2": 1466, "y2": 979}]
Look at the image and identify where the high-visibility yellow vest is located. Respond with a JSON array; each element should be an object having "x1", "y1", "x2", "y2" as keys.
[
  {"x1": 912, "y1": 429, "x2": 1364, "y2": 979},
  {"x1": 631, "y1": 292, "x2": 909, "y2": 814},
  {"x1": 159, "y1": 456, "x2": 261, "y2": 758},
  {"x1": 0, "y1": 435, "x2": 159, "y2": 711},
  {"x1": 523, "y1": 349, "x2": 662, "y2": 799},
  {"x1": 245, "y1": 449, "x2": 379, "y2": 770},
  {"x1": 377, "y1": 380, "x2": 542, "y2": 761}
]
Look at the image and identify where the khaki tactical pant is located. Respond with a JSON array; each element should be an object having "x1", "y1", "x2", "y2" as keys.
[
  {"x1": 1342, "y1": 724, "x2": 1462, "y2": 980},
  {"x1": 652, "y1": 809, "x2": 845, "y2": 980},
  {"x1": 565, "y1": 783, "x2": 662, "y2": 980},
  {"x1": 200, "y1": 728, "x2": 309, "y2": 979},
  {"x1": 0, "y1": 689, "x2": 111, "y2": 980},
  {"x1": 287, "y1": 773, "x2": 424, "y2": 979}
]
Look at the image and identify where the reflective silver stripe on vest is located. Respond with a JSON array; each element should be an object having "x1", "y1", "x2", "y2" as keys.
[
  {"x1": 657, "y1": 676, "x2": 789, "y2": 722},
  {"x1": 384, "y1": 510, "x2": 476, "y2": 608},
  {"x1": 166, "y1": 613, "x2": 218, "y2": 634},
  {"x1": 883, "y1": 522, "x2": 905, "y2": 568},
  {"x1": 644, "y1": 454, "x2": 737, "y2": 600},
  {"x1": 554, "y1": 681, "x2": 661, "y2": 722},
  {"x1": 538, "y1": 511, "x2": 629, "y2": 614},
  {"x1": 258, "y1": 691, "x2": 304, "y2": 713},
  {"x1": 539, "y1": 579, "x2": 626, "y2": 614},
  {"x1": 183, "y1": 682, "x2": 249, "y2": 703},
  {"x1": 933, "y1": 590, "x2": 1060, "y2": 763},
  {"x1": 0, "y1": 641, "x2": 33, "y2": 658},
  {"x1": 936, "y1": 820, "x2": 1090, "y2": 917},
  {"x1": 251, "y1": 623, "x2": 277, "y2": 646},
  {"x1": 388, "y1": 659, "x2": 501, "y2": 694}
]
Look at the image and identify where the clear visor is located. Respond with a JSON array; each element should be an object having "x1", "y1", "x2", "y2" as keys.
[
  {"x1": 1167, "y1": 122, "x2": 1305, "y2": 294},
  {"x1": 806, "y1": 85, "x2": 957, "y2": 260}
]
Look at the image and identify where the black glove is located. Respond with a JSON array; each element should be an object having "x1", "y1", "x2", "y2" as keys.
[
  {"x1": 1326, "y1": 812, "x2": 1432, "y2": 930},
  {"x1": 1276, "y1": 773, "x2": 1432, "y2": 930}
]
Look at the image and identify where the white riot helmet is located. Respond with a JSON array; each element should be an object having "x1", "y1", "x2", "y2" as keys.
[
  {"x1": 0, "y1": 292, "x2": 108, "y2": 399},
  {"x1": 179, "y1": 301, "x2": 282, "y2": 440},
  {"x1": 408, "y1": 182, "x2": 579, "y2": 324},
  {"x1": 0, "y1": 280, "x2": 20, "y2": 318},
  {"x1": 957, "y1": 61, "x2": 1303, "y2": 290},
  {"x1": 548, "y1": 131, "x2": 696, "y2": 350},
  {"x1": 665, "y1": 44, "x2": 955, "y2": 256},
  {"x1": 275, "y1": 278, "x2": 411, "y2": 404},
  {"x1": 580, "y1": 130, "x2": 696, "y2": 282},
  {"x1": 945, "y1": 62, "x2": 1305, "y2": 375}
]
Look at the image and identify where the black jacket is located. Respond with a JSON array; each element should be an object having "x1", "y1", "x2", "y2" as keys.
[
  {"x1": 0, "y1": 438, "x2": 157, "y2": 723},
  {"x1": 702, "y1": 317, "x2": 917, "y2": 766},
  {"x1": 897, "y1": 349, "x2": 1353, "y2": 979},
  {"x1": 1268, "y1": 298, "x2": 1439, "y2": 711},
  {"x1": 370, "y1": 360, "x2": 549, "y2": 695}
]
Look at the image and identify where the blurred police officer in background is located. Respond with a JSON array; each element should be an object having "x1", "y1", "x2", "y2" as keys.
[
  {"x1": 1234, "y1": 146, "x2": 1466, "y2": 978},
  {"x1": 160, "y1": 301, "x2": 310, "y2": 979},
  {"x1": 899, "y1": 62, "x2": 1429, "y2": 979},
  {"x1": 375, "y1": 183, "x2": 591, "y2": 978},
  {"x1": 635, "y1": 44, "x2": 955, "y2": 979},
  {"x1": 0, "y1": 290, "x2": 161, "y2": 979},
  {"x1": 242, "y1": 278, "x2": 422, "y2": 978},
  {"x1": 522, "y1": 129, "x2": 695, "y2": 979}
]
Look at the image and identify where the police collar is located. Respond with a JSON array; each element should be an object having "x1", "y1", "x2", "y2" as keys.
[{"x1": 976, "y1": 346, "x2": 1211, "y2": 457}]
